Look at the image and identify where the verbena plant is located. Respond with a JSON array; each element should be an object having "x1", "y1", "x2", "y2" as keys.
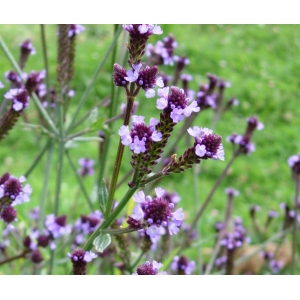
[{"x1": 0, "y1": 24, "x2": 299, "y2": 275}]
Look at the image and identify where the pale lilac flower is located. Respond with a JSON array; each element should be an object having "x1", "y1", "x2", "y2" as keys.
[
  {"x1": 0, "y1": 81, "x2": 4, "y2": 88},
  {"x1": 118, "y1": 125, "x2": 132, "y2": 146},
  {"x1": 138, "y1": 25, "x2": 163, "y2": 35}
]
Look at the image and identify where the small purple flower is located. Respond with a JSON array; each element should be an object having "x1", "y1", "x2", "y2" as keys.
[
  {"x1": 28, "y1": 207, "x2": 40, "y2": 220},
  {"x1": 19, "y1": 39, "x2": 36, "y2": 55},
  {"x1": 127, "y1": 189, "x2": 184, "y2": 238},
  {"x1": 187, "y1": 126, "x2": 224, "y2": 161},
  {"x1": 225, "y1": 188, "x2": 239, "y2": 198},
  {"x1": 0, "y1": 81, "x2": 4, "y2": 88},
  {"x1": 4, "y1": 88, "x2": 30, "y2": 112},
  {"x1": 269, "y1": 259, "x2": 284, "y2": 273},
  {"x1": 0, "y1": 173, "x2": 32, "y2": 206},
  {"x1": 78, "y1": 158, "x2": 95, "y2": 177},
  {"x1": 68, "y1": 248, "x2": 97, "y2": 275},
  {"x1": 288, "y1": 154, "x2": 300, "y2": 175},
  {"x1": 118, "y1": 115, "x2": 162, "y2": 154},
  {"x1": 171, "y1": 255, "x2": 195, "y2": 275},
  {"x1": 68, "y1": 24, "x2": 85, "y2": 37},
  {"x1": 215, "y1": 255, "x2": 227, "y2": 269},
  {"x1": 133, "y1": 260, "x2": 167, "y2": 275},
  {"x1": 156, "y1": 86, "x2": 200, "y2": 123},
  {"x1": 123, "y1": 24, "x2": 162, "y2": 36},
  {"x1": 45, "y1": 214, "x2": 72, "y2": 239},
  {"x1": 268, "y1": 210, "x2": 278, "y2": 218},
  {"x1": 4, "y1": 71, "x2": 26, "y2": 89}
]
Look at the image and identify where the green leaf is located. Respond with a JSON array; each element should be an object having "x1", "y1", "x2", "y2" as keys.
[
  {"x1": 90, "y1": 116, "x2": 105, "y2": 132},
  {"x1": 98, "y1": 179, "x2": 108, "y2": 214},
  {"x1": 93, "y1": 233, "x2": 111, "y2": 253}
]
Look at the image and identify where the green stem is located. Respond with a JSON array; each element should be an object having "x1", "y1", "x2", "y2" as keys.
[
  {"x1": 38, "y1": 144, "x2": 53, "y2": 231},
  {"x1": 40, "y1": 24, "x2": 51, "y2": 109},
  {"x1": 83, "y1": 185, "x2": 139, "y2": 251},
  {"x1": 131, "y1": 251, "x2": 146, "y2": 270},
  {"x1": 66, "y1": 151, "x2": 94, "y2": 211},
  {"x1": 49, "y1": 98, "x2": 65, "y2": 275},
  {"x1": 65, "y1": 128, "x2": 91, "y2": 141},
  {"x1": 69, "y1": 97, "x2": 109, "y2": 131},
  {"x1": 291, "y1": 174, "x2": 300, "y2": 274},
  {"x1": 187, "y1": 150, "x2": 240, "y2": 239},
  {"x1": 66, "y1": 25, "x2": 122, "y2": 135},
  {"x1": 204, "y1": 193, "x2": 234, "y2": 274},
  {"x1": 105, "y1": 96, "x2": 135, "y2": 218},
  {"x1": 24, "y1": 139, "x2": 52, "y2": 178}
]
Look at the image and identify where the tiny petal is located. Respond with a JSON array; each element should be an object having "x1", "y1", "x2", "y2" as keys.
[
  {"x1": 155, "y1": 188, "x2": 165, "y2": 198},
  {"x1": 151, "y1": 130, "x2": 162, "y2": 142},
  {"x1": 156, "y1": 97, "x2": 168, "y2": 109},
  {"x1": 145, "y1": 89, "x2": 155, "y2": 98},
  {"x1": 133, "y1": 191, "x2": 146, "y2": 203}
]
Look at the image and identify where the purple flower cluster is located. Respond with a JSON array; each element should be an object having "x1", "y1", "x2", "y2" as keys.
[
  {"x1": 171, "y1": 255, "x2": 195, "y2": 275},
  {"x1": 5, "y1": 71, "x2": 27, "y2": 89},
  {"x1": 227, "y1": 116, "x2": 264, "y2": 155},
  {"x1": 288, "y1": 153, "x2": 300, "y2": 175},
  {"x1": 269, "y1": 259, "x2": 284, "y2": 273},
  {"x1": 18, "y1": 39, "x2": 35, "y2": 69},
  {"x1": 25, "y1": 69, "x2": 46, "y2": 95},
  {"x1": 133, "y1": 260, "x2": 167, "y2": 275},
  {"x1": 127, "y1": 188, "x2": 184, "y2": 239},
  {"x1": 113, "y1": 63, "x2": 164, "y2": 98},
  {"x1": 119, "y1": 115, "x2": 162, "y2": 154},
  {"x1": 146, "y1": 34, "x2": 178, "y2": 66},
  {"x1": 68, "y1": 248, "x2": 97, "y2": 275},
  {"x1": 4, "y1": 88, "x2": 30, "y2": 112},
  {"x1": 77, "y1": 158, "x2": 95, "y2": 177},
  {"x1": 187, "y1": 126, "x2": 224, "y2": 160},
  {"x1": 0, "y1": 173, "x2": 32, "y2": 224},
  {"x1": 122, "y1": 24, "x2": 162, "y2": 66},
  {"x1": 219, "y1": 217, "x2": 247, "y2": 250},
  {"x1": 73, "y1": 211, "x2": 103, "y2": 246},
  {"x1": 156, "y1": 86, "x2": 200, "y2": 123},
  {"x1": 45, "y1": 214, "x2": 72, "y2": 241},
  {"x1": 68, "y1": 24, "x2": 85, "y2": 37}
]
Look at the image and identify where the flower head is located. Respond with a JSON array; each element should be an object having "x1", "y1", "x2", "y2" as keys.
[
  {"x1": 78, "y1": 158, "x2": 95, "y2": 177},
  {"x1": 4, "y1": 88, "x2": 30, "y2": 112},
  {"x1": 68, "y1": 248, "x2": 97, "y2": 275},
  {"x1": 156, "y1": 86, "x2": 199, "y2": 123},
  {"x1": 127, "y1": 189, "x2": 184, "y2": 239},
  {"x1": 133, "y1": 260, "x2": 167, "y2": 275}
]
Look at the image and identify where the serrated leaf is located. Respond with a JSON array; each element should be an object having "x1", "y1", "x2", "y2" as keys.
[
  {"x1": 98, "y1": 179, "x2": 108, "y2": 214},
  {"x1": 93, "y1": 233, "x2": 111, "y2": 252}
]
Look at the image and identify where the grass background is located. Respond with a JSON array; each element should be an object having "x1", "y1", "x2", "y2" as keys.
[{"x1": 0, "y1": 24, "x2": 300, "y2": 274}]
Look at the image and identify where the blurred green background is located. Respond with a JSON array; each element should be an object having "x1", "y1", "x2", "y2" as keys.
[{"x1": 0, "y1": 24, "x2": 300, "y2": 274}]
